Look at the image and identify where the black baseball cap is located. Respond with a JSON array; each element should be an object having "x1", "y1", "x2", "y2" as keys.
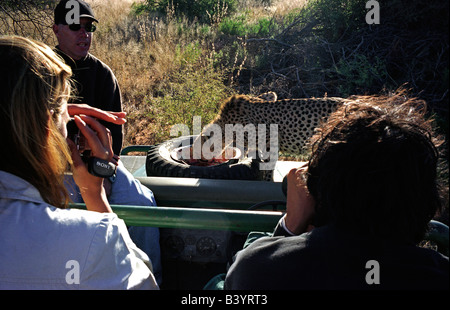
[{"x1": 54, "y1": 0, "x2": 98, "y2": 25}]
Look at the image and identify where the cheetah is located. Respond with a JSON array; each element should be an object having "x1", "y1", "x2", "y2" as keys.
[{"x1": 195, "y1": 93, "x2": 349, "y2": 158}]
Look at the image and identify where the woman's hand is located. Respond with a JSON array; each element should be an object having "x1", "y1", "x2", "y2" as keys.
[
  {"x1": 67, "y1": 103, "x2": 126, "y2": 125},
  {"x1": 284, "y1": 164, "x2": 316, "y2": 235},
  {"x1": 68, "y1": 115, "x2": 115, "y2": 213}
]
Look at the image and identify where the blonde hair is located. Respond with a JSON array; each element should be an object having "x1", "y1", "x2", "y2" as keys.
[{"x1": 0, "y1": 35, "x2": 73, "y2": 208}]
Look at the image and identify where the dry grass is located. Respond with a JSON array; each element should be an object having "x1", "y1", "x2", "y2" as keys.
[{"x1": 85, "y1": 1, "x2": 212, "y2": 146}]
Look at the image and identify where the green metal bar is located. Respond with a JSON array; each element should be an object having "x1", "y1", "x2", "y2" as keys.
[
  {"x1": 68, "y1": 204, "x2": 449, "y2": 255},
  {"x1": 70, "y1": 204, "x2": 283, "y2": 232},
  {"x1": 137, "y1": 176, "x2": 287, "y2": 210}
]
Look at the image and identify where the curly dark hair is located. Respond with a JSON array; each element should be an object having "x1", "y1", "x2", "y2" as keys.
[{"x1": 306, "y1": 92, "x2": 444, "y2": 244}]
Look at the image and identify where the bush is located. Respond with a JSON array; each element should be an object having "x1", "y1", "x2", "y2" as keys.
[
  {"x1": 218, "y1": 14, "x2": 277, "y2": 37},
  {"x1": 336, "y1": 54, "x2": 388, "y2": 97},
  {"x1": 0, "y1": 0, "x2": 56, "y2": 43},
  {"x1": 218, "y1": 14, "x2": 246, "y2": 36},
  {"x1": 145, "y1": 43, "x2": 233, "y2": 142}
]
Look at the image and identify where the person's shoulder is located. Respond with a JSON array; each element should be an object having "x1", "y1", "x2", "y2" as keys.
[
  {"x1": 48, "y1": 207, "x2": 129, "y2": 257},
  {"x1": 236, "y1": 232, "x2": 309, "y2": 264},
  {"x1": 63, "y1": 207, "x2": 120, "y2": 227},
  {"x1": 224, "y1": 234, "x2": 310, "y2": 289},
  {"x1": 84, "y1": 52, "x2": 102, "y2": 64},
  {"x1": 85, "y1": 53, "x2": 115, "y2": 74},
  {"x1": 41, "y1": 205, "x2": 120, "y2": 238},
  {"x1": 62, "y1": 206, "x2": 117, "y2": 221}
]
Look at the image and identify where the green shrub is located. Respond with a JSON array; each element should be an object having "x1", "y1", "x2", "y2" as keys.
[
  {"x1": 218, "y1": 14, "x2": 277, "y2": 37},
  {"x1": 218, "y1": 14, "x2": 246, "y2": 36},
  {"x1": 148, "y1": 42, "x2": 233, "y2": 142},
  {"x1": 303, "y1": 0, "x2": 367, "y2": 42},
  {"x1": 336, "y1": 54, "x2": 388, "y2": 97}
]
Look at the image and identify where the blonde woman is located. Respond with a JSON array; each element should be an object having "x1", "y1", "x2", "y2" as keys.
[{"x1": 0, "y1": 35, "x2": 158, "y2": 289}]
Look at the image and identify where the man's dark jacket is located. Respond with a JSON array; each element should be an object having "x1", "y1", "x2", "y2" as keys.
[{"x1": 56, "y1": 48, "x2": 123, "y2": 155}]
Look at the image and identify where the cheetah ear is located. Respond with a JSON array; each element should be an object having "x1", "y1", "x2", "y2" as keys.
[{"x1": 256, "y1": 91, "x2": 277, "y2": 102}]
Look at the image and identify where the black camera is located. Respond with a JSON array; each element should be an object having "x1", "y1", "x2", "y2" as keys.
[
  {"x1": 87, "y1": 157, "x2": 116, "y2": 178},
  {"x1": 66, "y1": 119, "x2": 87, "y2": 152},
  {"x1": 66, "y1": 119, "x2": 116, "y2": 178}
]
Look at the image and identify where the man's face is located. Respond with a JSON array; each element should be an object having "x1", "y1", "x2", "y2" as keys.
[{"x1": 53, "y1": 18, "x2": 94, "y2": 60}]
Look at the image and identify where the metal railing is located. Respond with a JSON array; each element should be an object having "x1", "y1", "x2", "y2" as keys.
[{"x1": 70, "y1": 203, "x2": 283, "y2": 232}]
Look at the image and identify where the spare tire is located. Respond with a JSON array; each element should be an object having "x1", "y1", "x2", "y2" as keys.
[{"x1": 146, "y1": 135, "x2": 262, "y2": 180}]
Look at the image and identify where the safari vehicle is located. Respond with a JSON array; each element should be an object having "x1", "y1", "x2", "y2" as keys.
[
  {"x1": 73, "y1": 137, "x2": 449, "y2": 290},
  {"x1": 116, "y1": 138, "x2": 291, "y2": 290}
]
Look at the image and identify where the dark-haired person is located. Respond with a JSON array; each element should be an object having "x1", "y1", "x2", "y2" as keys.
[
  {"x1": 224, "y1": 94, "x2": 448, "y2": 290},
  {"x1": 0, "y1": 35, "x2": 158, "y2": 289}
]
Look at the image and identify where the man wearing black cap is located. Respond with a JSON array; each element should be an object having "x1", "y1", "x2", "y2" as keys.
[
  {"x1": 53, "y1": 0, "x2": 123, "y2": 155},
  {"x1": 53, "y1": 1, "x2": 163, "y2": 286}
]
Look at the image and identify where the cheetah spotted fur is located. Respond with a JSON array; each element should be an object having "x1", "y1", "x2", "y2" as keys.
[{"x1": 199, "y1": 93, "x2": 349, "y2": 156}]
